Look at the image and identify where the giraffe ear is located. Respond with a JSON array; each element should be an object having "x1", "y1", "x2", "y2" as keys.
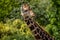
[{"x1": 30, "y1": 10, "x2": 35, "y2": 17}]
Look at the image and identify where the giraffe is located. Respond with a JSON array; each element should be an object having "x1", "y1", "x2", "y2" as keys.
[{"x1": 21, "y1": 3, "x2": 54, "y2": 40}]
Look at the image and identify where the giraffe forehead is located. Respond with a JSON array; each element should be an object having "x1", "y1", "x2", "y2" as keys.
[
  {"x1": 22, "y1": 3, "x2": 29, "y2": 7},
  {"x1": 22, "y1": 4, "x2": 30, "y2": 10}
]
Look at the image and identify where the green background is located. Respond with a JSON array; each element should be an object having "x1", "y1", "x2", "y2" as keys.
[{"x1": 0, "y1": 0, "x2": 60, "y2": 40}]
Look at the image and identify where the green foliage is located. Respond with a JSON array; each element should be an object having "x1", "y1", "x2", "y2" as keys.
[
  {"x1": 0, "y1": 0, "x2": 20, "y2": 21},
  {"x1": 0, "y1": 19, "x2": 34, "y2": 40},
  {"x1": 0, "y1": 0, "x2": 60, "y2": 40},
  {"x1": 45, "y1": 24, "x2": 60, "y2": 40}
]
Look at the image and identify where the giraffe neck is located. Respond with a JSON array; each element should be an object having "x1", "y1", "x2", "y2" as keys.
[{"x1": 24, "y1": 16, "x2": 54, "y2": 40}]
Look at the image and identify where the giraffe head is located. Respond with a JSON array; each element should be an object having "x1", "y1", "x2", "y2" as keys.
[{"x1": 21, "y1": 3, "x2": 35, "y2": 18}]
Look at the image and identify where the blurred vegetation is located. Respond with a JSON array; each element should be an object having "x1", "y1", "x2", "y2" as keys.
[{"x1": 0, "y1": 0, "x2": 60, "y2": 40}]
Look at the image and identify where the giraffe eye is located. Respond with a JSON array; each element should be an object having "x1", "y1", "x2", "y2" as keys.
[{"x1": 24, "y1": 10, "x2": 28, "y2": 12}]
